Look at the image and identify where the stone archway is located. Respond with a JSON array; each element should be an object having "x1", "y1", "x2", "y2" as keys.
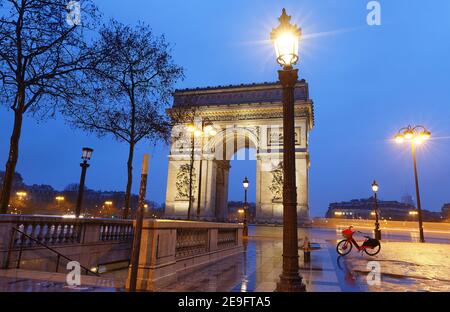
[{"x1": 164, "y1": 81, "x2": 314, "y2": 224}]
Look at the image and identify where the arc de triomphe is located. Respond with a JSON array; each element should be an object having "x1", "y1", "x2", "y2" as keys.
[{"x1": 164, "y1": 81, "x2": 314, "y2": 224}]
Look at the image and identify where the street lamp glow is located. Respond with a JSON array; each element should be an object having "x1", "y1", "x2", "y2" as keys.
[
  {"x1": 242, "y1": 177, "x2": 249, "y2": 190},
  {"x1": 187, "y1": 124, "x2": 196, "y2": 132},
  {"x1": 16, "y1": 191, "x2": 27, "y2": 198},
  {"x1": 394, "y1": 125, "x2": 431, "y2": 145},
  {"x1": 404, "y1": 130, "x2": 413, "y2": 140},
  {"x1": 421, "y1": 130, "x2": 431, "y2": 140},
  {"x1": 270, "y1": 8, "x2": 301, "y2": 68},
  {"x1": 104, "y1": 201, "x2": 113, "y2": 206},
  {"x1": 371, "y1": 180, "x2": 379, "y2": 193},
  {"x1": 413, "y1": 136, "x2": 423, "y2": 145},
  {"x1": 194, "y1": 129, "x2": 202, "y2": 137},
  {"x1": 409, "y1": 211, "x2": 419, "y2": 216},
  {"x1": 55, "y1": 196, "x2": 65, "y2": 201},
  {"x1": 395, "y1": 134, "x2": 404, "y2": 144},
  {"x1": 81, "y1": 147, "x2": 94, "y2": 161}
]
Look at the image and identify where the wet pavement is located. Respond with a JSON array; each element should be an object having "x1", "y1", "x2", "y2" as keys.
[{"x1": 1, "y1": 225, "x2": 449, "y2": 292}]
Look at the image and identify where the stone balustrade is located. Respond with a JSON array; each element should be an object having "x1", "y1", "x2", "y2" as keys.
[
  {"x1": 0, "y1": 215, "x2": 133, "y2": 273},
  {"x1": 126, "y1": 219, "x2": 243, "y2": 291}
]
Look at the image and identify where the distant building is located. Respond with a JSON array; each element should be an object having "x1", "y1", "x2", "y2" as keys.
[
  {"x1": 401, "y1": 194, "x2": 415, "y2": 207},
  {"x1": 326, "y1": 197, "x2": 441, "y2": 222},
  {"x1": 442, "y1": 203, "x2": 450, "y2": 220},
  {"x1": 0, "y1": 170, "x2": 154, "y2": 217},
  {"x1": 228, "y1": 201, "x2": 256, "y2": 223}
]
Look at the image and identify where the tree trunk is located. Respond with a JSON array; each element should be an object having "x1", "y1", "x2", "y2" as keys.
[
  {"x1": 0, "y1": 111, "x2": 24, "y2": 214},
  {"x1": 123, "y1": 141, "x2": 135, "y2": 219}
]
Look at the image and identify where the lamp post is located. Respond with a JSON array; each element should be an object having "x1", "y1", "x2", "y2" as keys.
[
  {"x1": 242, "y1": 177, "x2": 249, "y2": 237},
  {"x1": 75, "y1": 147, "x2": 93, "y2": 218},
  {"x1": 371, "y1": 180, "x2": 381, "y2": 240},
  {"x1": 394, "y1": 125, "x2": 430, "y2": 243},
  {"x1": 271, "y1": 8, "x2": 305, "y2": 292}
]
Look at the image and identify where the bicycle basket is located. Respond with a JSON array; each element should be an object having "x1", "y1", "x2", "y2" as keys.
[{"x1": 342, "y1": 229, "x2": 353, "y2": 239}]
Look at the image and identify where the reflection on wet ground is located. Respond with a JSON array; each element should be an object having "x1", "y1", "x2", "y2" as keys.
[{"x1": 1, "y1": 225, "x2": 449, "y2": 292}]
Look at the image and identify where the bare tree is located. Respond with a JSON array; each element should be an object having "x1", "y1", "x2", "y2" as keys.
[
  {"x1": 63, "y1": 20, "x2": 184, "y2": 219},
  {"x1": 0, "y1": 0, "x2": 99, "y2": 213}
]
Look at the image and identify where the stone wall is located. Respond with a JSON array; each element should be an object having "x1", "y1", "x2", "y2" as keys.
[{"x1": 126, "y1": 219, "x2": 243, "y2": 291}]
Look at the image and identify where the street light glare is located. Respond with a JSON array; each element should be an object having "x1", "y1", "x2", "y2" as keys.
[
  {"x1": 371, "y1": 180, "x2": 379, "y2": 193},
  {"x1": 194, "y1": 129, "x2": 202, "y2": 137},
  {"x1": 187, "y1": 124, "x2": 196, "y2": 132},
  {"x1": 394, "y1": 126, "x2": 431, "y2": 145},
  {"x1": 404, "y1": 131, "x2": 414, "y2": 140},
  {"x1": 274, "y1": 33, "x2": 299, "y2": 66},
  {"x1": 270, "y1": 9, "x2": 301, "y2": 68},
  {"x1": 413, "y1": 136, "x2": 423, "y2": 145},
  {"x1": 395, "y1": 135, "x2": 404, "y2": 144}
]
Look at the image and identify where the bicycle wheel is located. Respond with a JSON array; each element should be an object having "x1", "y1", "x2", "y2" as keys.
[
  {"x1": 364, "y1": 242, "x2": 381, "y2": 256},
  {"x1": 336, "y1": 240, "x2": 352, "y2": 256}
]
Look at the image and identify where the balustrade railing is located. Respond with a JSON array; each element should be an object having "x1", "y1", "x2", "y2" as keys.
[
  {"x1": 100, "y1": 224, "x2": 133, "y2": 241},
  {"x1": 217, "y1": 228, "x2": 237, "y2": 249},
  {"x1": 13, "y1": 222, "x2": 82, "y2": 248},
  {"x1": 175, "y1": 228, "x2": 209, "y2": 258}
]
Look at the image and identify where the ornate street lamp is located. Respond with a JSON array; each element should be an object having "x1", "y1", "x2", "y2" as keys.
[
  {"x1": 242, "y1": 177, "x2": 249, "y2": 237},
  {"x1": 271, "y1": 8, "x2": 306, "y2": 292},
  {"x1": 371, "y1": 180, "x2": 381, "y2": 240},
  {"x1": 394, "y1": 125, "x2": 430, "y2": 243},
  {"x1": 75, "y1": 147, "x2": 93, "y2": 218}
]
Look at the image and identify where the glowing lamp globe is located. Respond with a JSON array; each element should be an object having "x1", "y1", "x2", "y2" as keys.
[
  {"x1": 371, "y1": 180, "x2": 379, "y2": 193},
  {"x1": 270, "y1": 9, "x2": 301, "y2": 68}
]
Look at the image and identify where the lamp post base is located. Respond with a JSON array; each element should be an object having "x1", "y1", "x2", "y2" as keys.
[
  {"x1": 276, "y1": 274, "x2": 306, "y2": 292},
  {"x1": 374, "y1": 229, "x2": 382, "y2": 240}
]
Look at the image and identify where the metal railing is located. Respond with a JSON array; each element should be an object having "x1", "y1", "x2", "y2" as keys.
[{"x1": 5, "y1": 227, "x2": 100, "y2": 276}]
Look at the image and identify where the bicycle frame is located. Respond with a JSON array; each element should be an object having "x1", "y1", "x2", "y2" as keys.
[{"x1": 342, "y1": 233, "x2": 371, "y2": 251}]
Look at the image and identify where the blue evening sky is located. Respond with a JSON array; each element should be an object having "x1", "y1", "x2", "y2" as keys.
[{"x1": 1, "y1": 0, "x2": 450, "y2": 216}]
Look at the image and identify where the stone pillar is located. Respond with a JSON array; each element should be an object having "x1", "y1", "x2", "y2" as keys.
[
  {"x1": 214, "y1": 160, "x2": 230, "y2": 221},
  {"x1": 295, "y1": 154, "x2": 310, "y2": 223}
]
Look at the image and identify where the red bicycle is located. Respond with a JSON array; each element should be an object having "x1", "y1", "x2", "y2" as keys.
[{"x1": 336, "y1": 226, "x2": 381, "y2": 256}]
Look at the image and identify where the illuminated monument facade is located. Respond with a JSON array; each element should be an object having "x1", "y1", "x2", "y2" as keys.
[{"x1": 164, "y1": 81, "x2": 314, "y2": 224}]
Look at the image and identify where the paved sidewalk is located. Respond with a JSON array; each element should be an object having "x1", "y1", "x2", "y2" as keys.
[
  {"x1": 1, "y1": 226, "x2": 449, "y2": 292},
  {"x1": 342, "y1": 241, "x2": 450, "y2": 291}
]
